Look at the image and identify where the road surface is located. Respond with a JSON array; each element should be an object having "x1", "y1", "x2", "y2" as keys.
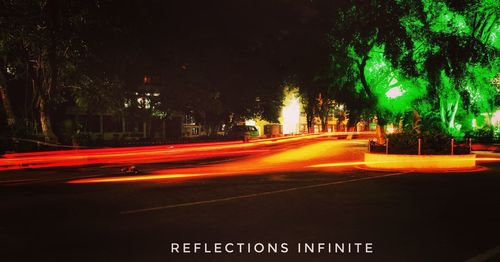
[{"x1": 1, "y1": 136, "x2": 499, "y2": 261}]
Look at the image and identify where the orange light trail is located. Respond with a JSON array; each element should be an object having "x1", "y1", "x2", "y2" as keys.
[
  {"x1": 67, "y1": 140, "x2": 373, "y2": 184},
  {"x1": 310, "y1": 157, "x2": 499, "y2": 169},
  {"x1": 68, "y1": 173, "x2": 220, "y2": 184},
  {"x1": 68, "y1": 152, "x2": 499, "y2": 185},
  {"x1": 1, "y1": 132, "x2": 373, "y2": 171}
]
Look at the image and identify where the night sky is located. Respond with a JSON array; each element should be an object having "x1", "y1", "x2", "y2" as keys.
[{"x1": 92, "y1": 0, "x2": 342, "y2": 87}]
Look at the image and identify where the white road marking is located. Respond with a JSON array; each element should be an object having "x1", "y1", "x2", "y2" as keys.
[
  {"x1": 465, "y1": 245, "x2": 500, "y2": 262},
  {"x1": 121, "y1": 171, "x2": 411, "y2": 215}
]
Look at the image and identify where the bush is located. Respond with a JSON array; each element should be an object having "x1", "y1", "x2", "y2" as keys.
[
  {"x1": 386, "y1": 131, "x2": 419, "y2": 154},
  {"x1": 421, "y1": 132, "x2": 451, "y2": 154},
  {"x1": 468, "y1": 127, "x2": 494, "y2": 143},
  {"x1": 380, "y1": 130, "x2": 462, "y2": 155}
]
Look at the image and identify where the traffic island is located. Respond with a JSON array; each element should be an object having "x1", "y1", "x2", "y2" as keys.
[{"x1": 364, "y1": 153, "x2": 477, "y2": 170}]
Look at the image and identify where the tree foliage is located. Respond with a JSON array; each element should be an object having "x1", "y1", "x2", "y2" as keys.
[{"x1": 327, "y1": 0, "x2": 499, "y2": 138}]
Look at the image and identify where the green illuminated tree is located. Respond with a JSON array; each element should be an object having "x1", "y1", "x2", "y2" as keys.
[
  {"x1": 328, "y1": 0, "x2": 499, "y2": 141},
  {"x1": 328, "y1": 0, "x2": 417, "y2": 143},
  {"x1": 403, "y1": 0, "x2": 499, "y2": 136}
]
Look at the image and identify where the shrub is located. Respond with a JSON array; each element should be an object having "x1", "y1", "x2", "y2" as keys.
[
  {"x1": 468, "y1": 127, "x2": 494, "y2": 143},
  {"x1": 421, "y1": 131, "x2": 451, "y2": 154},
  {"x1": 386, "y1": 131, "x2": 419, "y2": 154},
  {"x1": 382, "y1": 130, "x2": 459, "y2": 155}
]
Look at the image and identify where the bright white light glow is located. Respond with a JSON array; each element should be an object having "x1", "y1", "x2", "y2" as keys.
[
  {"x1": 282, "y1": 95, "x2": 300, "y2": 134},
  {"x1": 385, "y1": 86, "x2": 404, "y2": 99},
  {"x1": 245, "y1": 119, "x2": 256, "y2": 126},
  {"x1": 492, "y1": 110, "x2": 500, "y2": 126},
  {"x1": 137, "y1": 97, "x2": 151, "y2": 109}
]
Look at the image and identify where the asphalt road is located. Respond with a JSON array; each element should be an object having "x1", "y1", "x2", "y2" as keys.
[{"x1": 1, "y1": 138, "x2": 499, "y2": 262}]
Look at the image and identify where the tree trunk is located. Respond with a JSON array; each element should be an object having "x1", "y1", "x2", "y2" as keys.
[
  {"x1": 347, "y1": 120, "x2": 357, "y2": 132},
  {"x1": 439, "y1": 96, "x2": 459, "y2": 131},
  {"x1": 304, "y1": 93, "x2": 318, "y2": 134},
  {"x1": 376, "y1": 124, "x2": 386, "y2": 145},
  {"x1": 375, "y1": 114, "x2": 387, "y2": 145},
  {"x1": 207, "y1": 123, "x2": 216, "y2": 136},
  {"x1": 449, "y1": 98, "x2": 459, "y2": 129},
  {"x1": 358, "y1": 50, "x2": 385, "y2": 143},
  {"x1": 0, "y1": 71, "x2": 16, "y2": 128},
  {"x1": 35, "y1": 0, "x2": 59, "y2": 144},
  {"x1": 321, "y1": 116, "x2": 328, "y2": 132},
  {"x1": 321, "y1": 112, "x2": 328, "y2": 132},
  {"x1": 305, "y1": 103, "x2": 314, "y2": 133},
  {"x1": 306, "y1": 113, "x2": 314, "y2": 133},
  {"x1": 38, "y1": 96, "x2": 58, "y2": 143},
  {"x1": 412, "y1": 109, "x2": 421, "y2": 135},
  {"x1": 319, "y1": 100, "x2": 330, "y2": 133},
  {"x1": 357, "y1": 55, "x2": 374, "y2": 98}
]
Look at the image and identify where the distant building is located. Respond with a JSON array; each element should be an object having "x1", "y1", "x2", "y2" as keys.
[
  {"x1": 63, "y1": 75, "x2": 208, "y2": 145},
  {"x1": 182, "y1": 112, "x2": 206, "y2": 138}
]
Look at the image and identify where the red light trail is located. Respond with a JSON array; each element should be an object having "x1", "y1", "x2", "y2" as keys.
[
  {"x1": 67, "y1": 139, "x2": 376, "y2": 184},
  {"x1": 4, "y1": 131, "x2": 496, "y2": 185},
  {"x1": 2, "y1": 133, "x2": 357, "y2": 171},
  {"x1": 12, "y1": 132, "x2": 493, "y2": 185}
]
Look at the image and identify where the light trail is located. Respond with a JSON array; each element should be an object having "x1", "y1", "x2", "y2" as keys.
[
  {"x1": 309, "y1": 157, "x2": 499, "y2": 169},
  {"x1": 0, "y1": 149, "x2": 271, "y2": 171},
  {"x1": 309, "y1": 161, "x2": 370, "y2": 168},
  {"x1": 68, "y1": 173, "x2": 218, "y2": 184},
  {"x1": 67, "y1": 147, "x2": 499, "y2": 185},
  {"x1": 68, "y1": 140, "x2": 367, "y2": 184},
  {"x1": 1, "y1": 132, "x2": 373, "y2": 171}
]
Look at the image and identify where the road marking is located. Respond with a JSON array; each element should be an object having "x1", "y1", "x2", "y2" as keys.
[
  {"x1": 465, "y1": 245, "x2": 500, "y2": 262},
  {"x1": 121, "y1": 171, "x2": 411, "y2": 215}
]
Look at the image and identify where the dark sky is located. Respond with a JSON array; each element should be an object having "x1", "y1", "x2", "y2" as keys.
[
  {"x1": 83, "y1": 0, "x2": 347, "y2": 90},
  {"x1": 125, "y1": 0, "x2": 316, "y2": 42}
]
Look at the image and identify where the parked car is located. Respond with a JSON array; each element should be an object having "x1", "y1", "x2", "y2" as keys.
[{"x1": 226, "y1": 125, "x2": 259, "y2": 140}]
